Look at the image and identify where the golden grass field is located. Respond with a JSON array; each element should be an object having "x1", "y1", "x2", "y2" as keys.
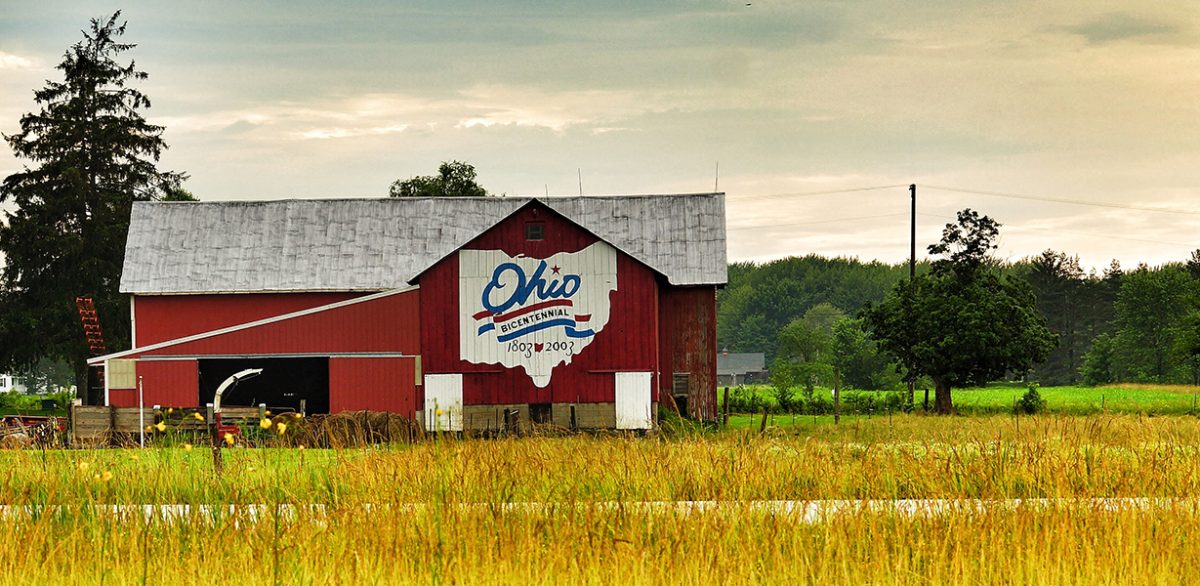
[{"x1": 4, "y1": 414, "x2": 1200, "y2": 584}]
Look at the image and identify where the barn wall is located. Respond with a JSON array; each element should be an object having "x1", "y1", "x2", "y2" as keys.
[
  {"x1": 134, "y1": 292, "x2": 363, "y2": 346},
  {"x1": 329, "y1": 357, "x2": 418, "y2": 414},
  {"x1": 137, "y1": 359, "x2": 201, "y2": 408},
  {"x1": 420, "y1": 204, "x2": 661, "y2": 405},
  {"x1": 107, "y1": 359, "x2": 199, "y2": 408},
  {"x1": 137, "y1": 290, "x2": 421, "y2": 357},
  {"x1": 658, "y1": 286, "x2": 718, "y2": 420},
  {"x1": 108, "y1": 388, "x2": 136, "y2": 407}
]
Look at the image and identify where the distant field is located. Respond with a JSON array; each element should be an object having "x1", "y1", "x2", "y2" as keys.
[{"x1": 719, "y1": 384, "x2": 1200, "y2": 418}]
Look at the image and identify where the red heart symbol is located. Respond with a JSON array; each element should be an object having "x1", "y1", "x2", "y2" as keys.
[{"x1": 535, "y1": 343, "x2": 545, "y2": 352}]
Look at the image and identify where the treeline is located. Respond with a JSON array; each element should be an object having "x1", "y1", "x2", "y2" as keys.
[
  {"x1": 718, "y1": 256, "x2": 920, "y2": 360},
  {"x1": 717, "y1": 251, "x2": 1200, "y2": 387}
]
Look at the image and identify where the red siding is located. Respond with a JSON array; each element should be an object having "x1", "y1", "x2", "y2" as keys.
[
  {"x1": 138, "y1": 360, "x2": 200, "y2": 407},
  {"x1": 109, "y1": 388, "x2": 136, "y2": 407},
  {"x1": 137, "y1": 290, "x2": 421, "y2": 357},
  {"x1": 420, "y1": 203, "x2": 661, "y2": 405},
  {"x1": 658, "y1": 286, "x2": 718, "y2": 420},
  {"x1": 135, "y1": 293, "x2": 363, "y2": 346},
  {"x1": 329, "y1": 357, "x2": 418, "y2": 415},
  {"x1": 107, "y1": 360, "x2": 199, "y2": 408}
]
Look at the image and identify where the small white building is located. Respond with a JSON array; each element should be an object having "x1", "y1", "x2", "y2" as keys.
[{"x1": 0, "y1": 374, "x2": 26, "y2": 394}]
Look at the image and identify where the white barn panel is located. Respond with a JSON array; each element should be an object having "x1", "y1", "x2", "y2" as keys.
[
  {"x1": 614, "y1": 371, "x2": 653, "y2": 430},
  {"x1": 459, "y1": 242, "x2": 619, "y2": 388},
  {"x1": 423, "y1": 374, "x2": 463, "y2": 432}
]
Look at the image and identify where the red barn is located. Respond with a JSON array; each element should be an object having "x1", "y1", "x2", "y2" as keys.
[{"x1": 88, "y1": 194, "x2": 727, "y2": 430}]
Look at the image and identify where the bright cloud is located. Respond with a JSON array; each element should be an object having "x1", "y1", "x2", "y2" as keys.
[{"x1": 0, "y1": 52, "x2": 34, "y2": 69}]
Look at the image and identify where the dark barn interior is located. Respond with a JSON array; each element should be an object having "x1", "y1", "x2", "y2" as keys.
[{"x1": 198, "y1": 357, "x2": 330, "y2": 414}]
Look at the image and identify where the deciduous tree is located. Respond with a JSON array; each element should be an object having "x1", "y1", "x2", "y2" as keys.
[
  {"x1": 862, "y1": 210, "x2": 1057, "y2": 413},
  {"x1": 388, "y1": 160, "x2": 488, "y2": 197},
  {"x1": 1112, "y1": 266, "x2": 1195, "y2": 382}
]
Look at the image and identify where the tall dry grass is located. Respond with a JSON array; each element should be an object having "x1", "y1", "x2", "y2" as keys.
[
  {"x1": 2, "y1": 504, "x2": 1199, "y2": 584},
  {"x1": 3, "y1": 414, "x2": 1200, "y2": 583}
]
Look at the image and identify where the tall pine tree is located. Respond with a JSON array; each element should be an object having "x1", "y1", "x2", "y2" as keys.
[{"x1": 0, "y1": 12, "x2": 185, "y2": 398}]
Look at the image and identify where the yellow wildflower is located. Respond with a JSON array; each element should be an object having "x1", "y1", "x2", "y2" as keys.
[
  {"x1": 77, "y1": 461, "x2": 90, "y2": 472},
  {"x1": 292, "y1": 412, "x2": 303, "y2": 419},
  {"x1": 259, "y1": 418, "x2": 273, "y2": 430},
  {"x1": 167, "y1": 407, "x2": 174, "y2": 414},
  {"x1": 265, "y1": 410, "x2": 271, "y2": 416},
  {"x1": 298, "y1": 444, "x2": 305, "y2": 451},
  {"x1": 154, "y1": 421, "x2": 167, "y2": 432},
  {"x1": 223, "y1": 432, "x2": 235, "y2": 446},
  {"x1": 193, "y1": 412, "x2": 205, "y2": 422},
  {"x1": 436, "y1": 409, "x2": 444, "y2": 416},
  {"x1": 276, "y1": 422, "x2": 288, "y2": 435},
  {"x1": 182, "y1": 443, "x2": 193, "y2": 452},
  {"x1": 100, "y1": 470, "x2": 113, "y2": 482}
]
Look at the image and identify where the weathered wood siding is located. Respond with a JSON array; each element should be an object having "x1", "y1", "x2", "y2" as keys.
[{"x1": 658, "y1": 286, "x2": 718, "y2": 420}]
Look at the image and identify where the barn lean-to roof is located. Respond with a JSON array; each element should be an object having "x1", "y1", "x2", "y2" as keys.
[{"x1": 120, "y1": 193, "x2": 727, "y2": 294}]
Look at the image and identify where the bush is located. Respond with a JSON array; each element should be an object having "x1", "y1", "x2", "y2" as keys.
[
  {"x1": 803, "y1": 392, "x2": 832, "y2": 415},
  {"x1": 772, "y1": 385, "x2": 799, "y2": 413},
  {"x1": 1081, "y1": 334, "x2": 1116, "y2": 386},
  {"x1": 724, "y1": 386, "x2": 766, "y2": 414},
  {"x1": 0, "y1": 392, "x2": 39, "y2": 411},
  {"x1": 1017, "y1": 383, "x2": 1047, "y2": 415}
]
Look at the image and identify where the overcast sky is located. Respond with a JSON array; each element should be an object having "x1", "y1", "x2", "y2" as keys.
[{"x1": 1, "y1": 1, "x2": 1198, "y2": 270}]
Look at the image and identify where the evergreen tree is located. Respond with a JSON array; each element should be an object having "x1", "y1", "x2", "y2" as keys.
[
  {"x1": 1025, "y1": 251, "x2": 1091, "y2": 384},
  {"x1": 1187, "y1": 249, "x2": 1200, "y2": 281},
  {"x1": 0, "y1": 12, "x2": 184, "y2": 397}
]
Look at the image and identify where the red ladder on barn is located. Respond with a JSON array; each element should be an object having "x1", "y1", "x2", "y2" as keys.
[{"x1": 75, "y1": 296, "x2": 107, "y2": 355}]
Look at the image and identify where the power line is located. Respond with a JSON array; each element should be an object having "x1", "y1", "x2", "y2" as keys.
[
  {"x1": 728, "y1": 212, "x2": 907, "y2": 231},
  {"x1": 918, "y1": 212, "x2": 1197, "y2": 248},
  {"x1": 729, "y1": 184, "x2": 908, "y2": 201},
  {"x1": 923, "y1": 185, "x2": 1200, "y2": 217}
]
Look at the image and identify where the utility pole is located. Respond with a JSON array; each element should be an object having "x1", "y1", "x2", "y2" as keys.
[
  {"x1": 908, "y1": 183, "x2": 916, "y2": 406},
  {"x1": 909, "y1": 184, "x2": 916, "y2": 279}
]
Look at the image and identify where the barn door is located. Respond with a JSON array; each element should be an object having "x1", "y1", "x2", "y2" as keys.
[
  {"x1": 424, "y1": 374, "x2": 463, "y2": 432},
  {"x1": 614, "y1": 371, "x2": 653, "y2": 430}
]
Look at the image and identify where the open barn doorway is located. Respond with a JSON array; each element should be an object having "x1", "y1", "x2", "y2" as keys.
[{"x1": 198, "y1": 357, "x2": 329, "y2": 414}]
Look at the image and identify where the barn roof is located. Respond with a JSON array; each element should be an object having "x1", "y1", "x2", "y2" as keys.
[
  {"x1": 120, "y1": 193, "x2": 726, "y2": 294},
  {"x1": 717, "y1": 352, "x2": 766, "y2": 375}
]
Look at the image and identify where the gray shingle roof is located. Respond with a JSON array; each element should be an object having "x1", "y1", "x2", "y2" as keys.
[
  {"x1": 120, "y1": 194, "x2": 727, "y2": 294},
  {"x1": 717, "y1": 352, "x2": 766, "y2": 375}
]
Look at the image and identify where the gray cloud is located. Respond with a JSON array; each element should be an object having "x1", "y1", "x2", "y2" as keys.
[
  {"x1": 1066, "y1": 13, "x2": 1182, "y2": 44},
  {"x1": 2, "y1": 0, "x2": 1200, "y2": 272}
]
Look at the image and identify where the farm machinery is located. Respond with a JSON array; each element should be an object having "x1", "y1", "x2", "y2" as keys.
[{"x1": 1, "y1": 415, "x2": 64, "y2": 448}]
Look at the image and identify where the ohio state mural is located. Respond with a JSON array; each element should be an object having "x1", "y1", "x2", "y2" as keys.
[{"x1": 459, "y1": 242, "x2": 619, "y2": 386}]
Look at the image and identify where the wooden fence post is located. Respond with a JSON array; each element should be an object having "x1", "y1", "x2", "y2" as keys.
[
  {"x1": 833, "y1": 368, "x2": 841, "y2": 425},
  {"x1": 722, "y1": 387, "x2": 730, "y2": 429},
  {"x1": 207, "y1": 403, "x2": 222, "y2": 476},
  {"x1": 108, "y1": 406, "x2": 118, "y2": 448}
]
